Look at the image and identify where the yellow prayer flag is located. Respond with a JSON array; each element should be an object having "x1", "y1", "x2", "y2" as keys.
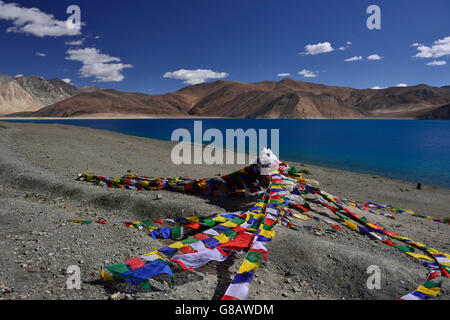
[
  {"x1": 169, "y1": 241, "x2": 186, "y2": 249},
  {"x1": 416, "y1": 285, "x2": 440, "y2": 297},
  {"x1": 259, "y1": 229, "x2": 275, "y2": 239},
  {"x1": 412, "y1": 242, "x2": 427, "y2": 248},
  {"x1": 221, "y1": 221, "x2": 238, "y2": 228},
  {"x1": 246, "y1": 213, "x2": 264, "y2": 221},
  {"x1": 293, "y1": 213, "x2": 311, "y2": 220},
  {"x1": 405, "y1": 252, "x2": 434, "y2": 262},
  {"x1": 101, "y1": 269, "x2": 114, "y2": 281},
  {"x1": 214, "y1": 233, "x2": 229, "y2": 244},
  {"x1": 427, "y1": 248, "x2": 443, "y2": 254},
  {"x1": 392, "y1": 235, "x2": 412, "y2": 242},
  {"x1": 238, "y1": 259, "x2": 260, "y2": 273},
  {"x1": 345, "y1": 220, "x2": 358, "y2": 231},
  {"x1": 142, "y1": 250, "x2": 164, "y2": 259},
  {"x1": 212, "y1": 216, "x2": 228, "y2": 223}
]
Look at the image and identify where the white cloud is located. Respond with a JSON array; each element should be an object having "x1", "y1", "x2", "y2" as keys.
[
  {"x1": 65, "y1": 39, "x2": 84, "y2": 46},
  {"x1": 371, "y1": 86, "x2": 386, "y2": 90},
  {"x1": 35, "y1": 52, "x2": 46, "y2": 57},
  {"x1": 339, "y1": 42, "x2": 353, "y2": 51},
  {"x1": 0, "y1": 1, "x2": 81, "y2": 37},
  {"x1": 414, "y1": 36, "x2": 450, "y2": 59},
  {"x1": 301, "y1": 42, "x2": 334, "y2": 55},
  {"x1": 277, "y1": 73, "x2": 291, "y2": 77},
  {"x1": 298, "y1": 69, "x2": 317, "y2": 78},
  {"x1": 95, "y1": 35, "x2": 100, "y2": 39},
  {"x1": 426, "y1": 60, "x2": 447, "y2": 66},
  {"x1": 345, "y1": 56, "x2": 363, "y2": 62},
  {"x1": 411, "y1": 42, "x2": 422, "y2": 47},
  {"x1": 163, "y1": 69, "x2": 229, "y2": 85},
  {"x1": 62, "y1": 78, "x2": 72, "y2": 84},
  {"x1": 396, "y1": 83, "x2": 408, "y2": 87},
  {"x1": 367, "y1": 54, "x2": 383, "y2": 60},
  {"x1": 14, "y1": 74, "x2": 23, "y2": 77},
  {"x1": 65, "y1": 48, "x2": 133, "y2": 82}
]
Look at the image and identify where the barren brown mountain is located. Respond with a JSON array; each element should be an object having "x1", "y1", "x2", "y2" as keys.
[
  {"x1": 29, "y1": 89, "x2": 190, "y2": 117},
  {"x1": 4, "y1": 77, "x2": 450, "y2": 119},
  {"x1": 0, "y1": 80, "x2": 42, "y2": 114},
  {"x1": 417, "y1": 103, "x2": 450, "y2": 120},
  {"x1": 0, "y1": 72, "x2": 80, "y2": 115}
]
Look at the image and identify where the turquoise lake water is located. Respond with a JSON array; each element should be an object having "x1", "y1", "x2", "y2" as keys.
[{"x1": 5, "y1": 119, "x2": 450, "y2": 189}]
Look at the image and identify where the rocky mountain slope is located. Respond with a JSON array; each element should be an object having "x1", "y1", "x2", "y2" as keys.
[
  {"x1": 0, "y1": 72, "x2": 79, "y2": 115},
  {"x1": 30, "y1": 89, "x2": 190, "y2": 117},
  {"x1": 186, "y1": 79, "x2": 359, "y2": 118},
  {"x1": 417, "y1": 103, "x2": 450, "y2": 120},
  {"x1": 0, "y1": 80, "x2": 42, "y2": 114}
]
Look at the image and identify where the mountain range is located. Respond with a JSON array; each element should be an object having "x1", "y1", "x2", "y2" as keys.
[{"x1": 1, "y1": 72, "x2": 449, "y2": 119}]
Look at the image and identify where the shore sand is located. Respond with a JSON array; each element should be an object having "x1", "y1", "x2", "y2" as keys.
[{"x1": 0, "y1": 121, "x2": 448, "y2": 300}]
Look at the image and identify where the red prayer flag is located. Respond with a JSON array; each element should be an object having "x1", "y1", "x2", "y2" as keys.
[
  {"x1": 220, "y1": 232, "x2": 254, "y2": 252},
  {"x1": 221, "y1": 295, "x2": 239, "y2": 300},
  {"x1": 125, "y1": 257, "x2": 145, "y2": 270},
  {"x1": 184, "y1": 223, "x2": 200, "y2": 230},
  {"x1": 180, "y1": 246, "x2": 196, "y2": 254},
  {"x1": 193, "y1": 233, "x2": 210, "y2": 241}
]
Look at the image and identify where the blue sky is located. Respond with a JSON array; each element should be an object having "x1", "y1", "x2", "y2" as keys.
[{"x1": 0, "y1": 0, "x2": 449, "y2": 94}]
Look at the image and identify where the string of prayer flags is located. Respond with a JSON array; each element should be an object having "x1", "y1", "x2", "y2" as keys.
[{"x1": 79, "y1": 148, "x2": 448, "y2": 300}]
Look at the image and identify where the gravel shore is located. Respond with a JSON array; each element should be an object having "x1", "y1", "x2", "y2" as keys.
[{"x1": 0, "y1": 121, "x2": 448, "y2": 300}]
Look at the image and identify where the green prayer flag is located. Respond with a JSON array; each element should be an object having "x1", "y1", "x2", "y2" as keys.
[
  {"x1": 171, "y1": 226, "x2": 182, "y2": 239},
  {"x1": 246, "y1": 251, "x2": 263, "y2": 265},
  {"x1": 395, "y1": 246, "x2": 415, "y2": 253},
  {"x1": 182, "y1": 237, "x2": 199, "y2": 244},
  {"x1": 230, "y1": 217, "x2": 245, "y2": 225},
  {"x1": 224, "y1": 230, "x2": 237, "y2": 239},
  {"x1": 142, "y1": 279, "x2": 151, "y2": 291},
  {"x1": 203, "y1": 219, "x2": 216, "y2": 227},
  {"x1": 106, "y1": 262, "x2": 130, "y2": 276},
  {"x1": 249, "y1": 220, "x2": 262, "y2": 230},
  {"x1": 423, "y1": 280, "x2": 442, "y2": 289}
]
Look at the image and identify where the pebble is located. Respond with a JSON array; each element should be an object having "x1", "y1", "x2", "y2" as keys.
[{"x1": 109, "y1": 293, "x2": 120, "y2": 300}]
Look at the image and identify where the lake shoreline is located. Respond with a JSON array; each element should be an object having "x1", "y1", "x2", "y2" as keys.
[
  {"x1": 0, "y1": 121, "x2": 448, "y2": 300},
  {"x1": 2, "y1": 118, "x2": 449, "y2": 189},
  {"x1": 2, "y1": 120, "x2": 449, "y2": 216}
]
